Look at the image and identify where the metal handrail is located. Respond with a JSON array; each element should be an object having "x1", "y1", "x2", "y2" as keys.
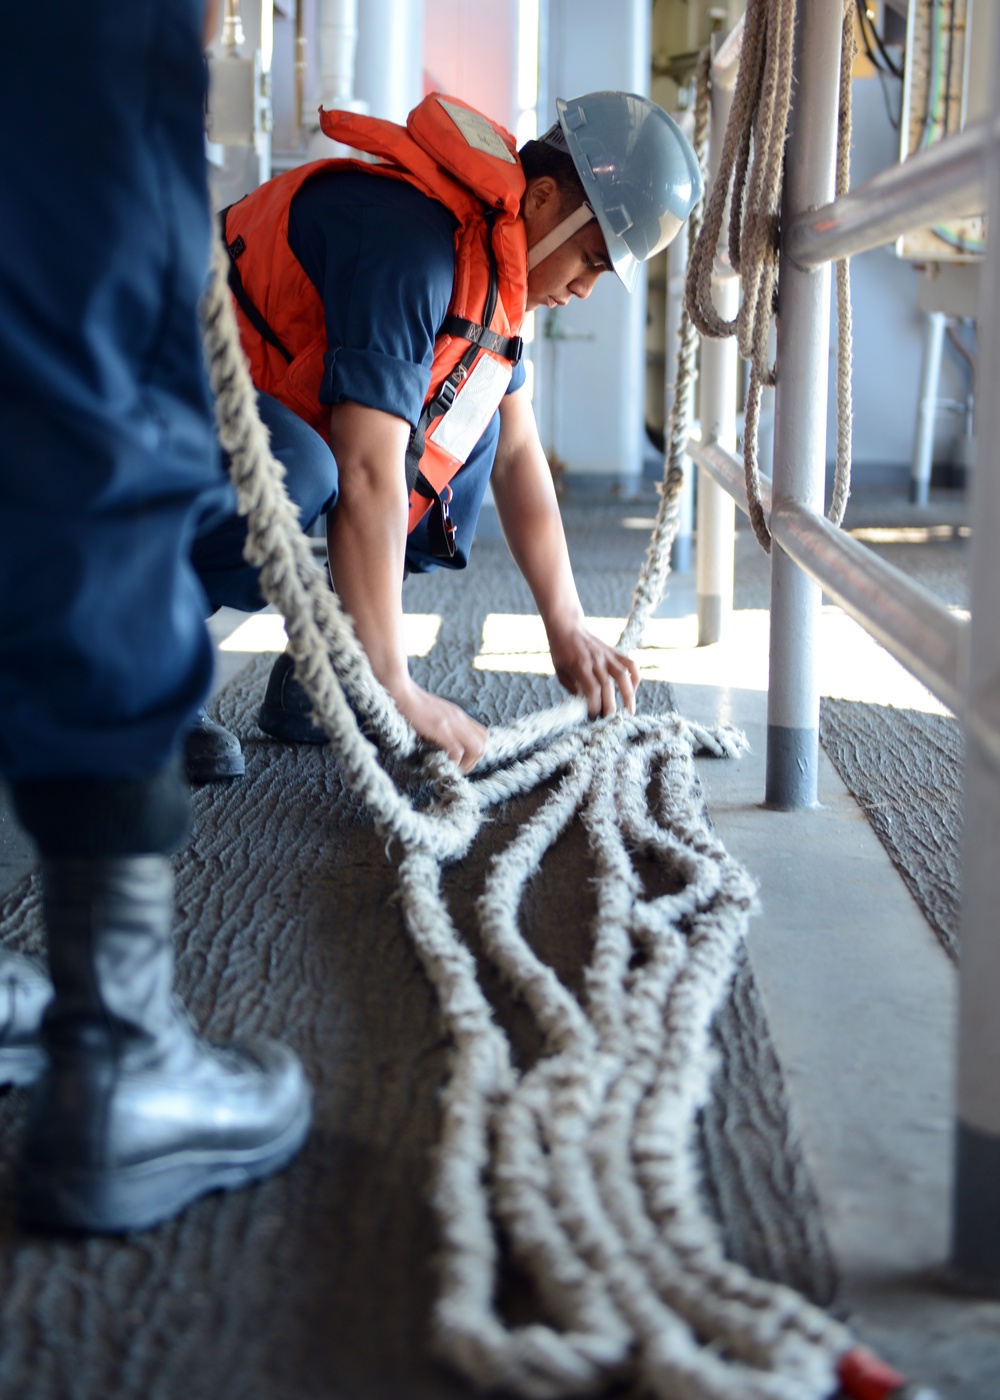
[
  {"x1": 786, "y1": 115, "x2": 994, "y2": 267},
  {"x1": 688, "y1": 439, "x2": 969, "y2": 721}
]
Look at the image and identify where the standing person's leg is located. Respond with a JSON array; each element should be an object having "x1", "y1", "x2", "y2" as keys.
[{"x1": 0, "y1": 0, "x2": 311, "y2": 1232}]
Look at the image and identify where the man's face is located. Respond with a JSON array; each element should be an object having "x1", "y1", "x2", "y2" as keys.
[{"x1": 522, "y1": 178, "x2": 612, "y2": 312}]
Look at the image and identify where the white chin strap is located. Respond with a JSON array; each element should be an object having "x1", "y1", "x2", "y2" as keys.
[{"x1": 526, "y1": 203, "x2": 596, "y2": 270}]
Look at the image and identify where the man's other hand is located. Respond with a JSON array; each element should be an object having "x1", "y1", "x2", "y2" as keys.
[
  {"x1": 548, "y1": 625, "x2": 639, "y2": 719},
  {"x1": 391, "y1": 680, "x2": 488, "y2": 773}
]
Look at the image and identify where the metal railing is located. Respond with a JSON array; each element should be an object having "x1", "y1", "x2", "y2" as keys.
[{"x1": 690, "y1": 0, "x2": 1000, "y2": 1286}]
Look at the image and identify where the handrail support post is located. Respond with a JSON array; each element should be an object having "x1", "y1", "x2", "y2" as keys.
[{"x1": 764, "y1": 0, "x2": 843, "y2": 809}]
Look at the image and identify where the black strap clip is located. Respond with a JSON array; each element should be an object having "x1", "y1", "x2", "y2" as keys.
[
  {"x1": 429, "y1": 371, "x2": 463, "y2": 419},
  {"x1": 428, "y1": 484, "x2": 457, "y2": 560}
]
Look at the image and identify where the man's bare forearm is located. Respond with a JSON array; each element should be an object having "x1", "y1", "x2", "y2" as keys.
[
  {"x1": 326, "y1": 403, "x2": 412, "y2": 693},
  {"x1": 324, "y1": 400, "x2": 488, "y2": 768}
]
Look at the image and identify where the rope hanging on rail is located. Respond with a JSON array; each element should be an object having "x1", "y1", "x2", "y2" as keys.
[
  {"x1": 197, "y1": 12, "x2": 929, "y2": 1386},
  {"x1": 685, "y1": 0, "x2": 856, "y2": 552}
]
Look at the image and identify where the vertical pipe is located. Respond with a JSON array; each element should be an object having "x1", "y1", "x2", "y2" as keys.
[
  {"x1": 696, "y1": 276, "x2": 738, "y2": 640},
  {"x1": 317, "y1": 0, "x2": 359, "y2": 107},
  {"x1": 306, "y1": 0, "x2": 365, "y2": 157},
  {"x1": 695, "y1": 53, "x2": 738, "y2": 644},
  {"x1": 354, "y1": 0, "x2": 424, "y2": 123},
  {"x1": 950, "y1": 0, "x2": 1000, "y2": 1292},
  {"x1": 665, "y1": 217, "x2": 693, "y2": 574},
  {"x1": 911, "y1": 310, "x2": 947, "y2": 506},
  {"x1": 295, "y1": 0, "x2": 307, "y2": 146},
  {"x1": 764, "y1": 0, "x2": 842, "y2": 809}
]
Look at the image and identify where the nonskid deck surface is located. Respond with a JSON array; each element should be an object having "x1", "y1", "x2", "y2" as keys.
[{"x1": 0, "y1": 484, "x2": 993, "y2": 1399}]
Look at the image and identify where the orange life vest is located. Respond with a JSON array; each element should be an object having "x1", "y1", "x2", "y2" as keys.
[{"x1": 220, "y1": 94, "x2": 528, "y2": 549}]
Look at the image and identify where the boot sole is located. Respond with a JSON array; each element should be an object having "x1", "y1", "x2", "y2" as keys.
[
  {"x1": 184, "y1": 752, "x2": 246, "y2": 784},
  {"x1": 18, "y1": 1098, "x2": 311, "y2": 1234}
]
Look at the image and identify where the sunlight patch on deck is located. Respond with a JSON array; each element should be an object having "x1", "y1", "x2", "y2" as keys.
[
  {"x1": 473, "y1": 609, "x2": 953, "y2": 716},
  {"x1": 218, "y1": 611, "x2": 442, "y2": 657}
]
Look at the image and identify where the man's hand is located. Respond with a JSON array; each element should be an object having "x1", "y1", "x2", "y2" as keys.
[
  {"x1": 389, "y1": 678, "x2": 488, "y2": 772},
  {"x1": 547, "y1": 622, "x2": 639, "y2": 719}
]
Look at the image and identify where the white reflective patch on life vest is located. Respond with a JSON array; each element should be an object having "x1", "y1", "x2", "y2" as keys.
[
  {"x1": 437, "y1": 98, "x2": 517, "y2": 164},
  {"x1": 428, "y1": 355, "x2": 512, "y2": 463}
]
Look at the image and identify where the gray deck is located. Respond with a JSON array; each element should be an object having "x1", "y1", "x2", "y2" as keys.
[{"x1": 0, "y1": 485, "x2": 996, "y2": 1399}]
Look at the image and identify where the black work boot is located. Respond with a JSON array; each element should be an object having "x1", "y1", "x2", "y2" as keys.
[
  {"x1": 18, "y1": 855, "x2": 312, "y2": 1233},
  {"x1": 0, "y1": 951, "x2": 52, "y2": 1087},
  {"x1": 258, "y1": 651, "x2": 486, "y2": 745},
  {"x1": 184, "y1": 710, "x2": 245, "y2": 783},
  {"x1": 257, "y1": 652, "x2": 328, "y2": 745}
]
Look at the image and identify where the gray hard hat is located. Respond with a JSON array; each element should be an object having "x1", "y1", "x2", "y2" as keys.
[{"x1": 546, "y1": 91, "x2": 702, "y2": 293}]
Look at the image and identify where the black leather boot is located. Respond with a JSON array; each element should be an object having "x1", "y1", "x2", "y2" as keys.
[
  {"x1": 184, "y1": 711, "x2": 245, "y2": 783},
  {"x1": 0, "y1": 951, "x2": 51, "y2": 1087},
  {"x1": 258, "y1": 651, "x2": 486, "y2": 745},
  {"x1": 257, "y1": 652, "x2": 328, "y2": 744},
  {"x1": 18, "y1": 855, "x2": 312, "y2": 1233}
]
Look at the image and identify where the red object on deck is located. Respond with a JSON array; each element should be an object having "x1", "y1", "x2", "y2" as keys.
[{"x1": 837, "y1": 1346, "x2": 908, "y2": 1400}]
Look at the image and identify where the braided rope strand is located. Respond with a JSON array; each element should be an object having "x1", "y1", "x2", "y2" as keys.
[
  {"x1": 198, "y1": 26, "x2": 881, "y2": 1381},
  {"x1": 829, "y1": 1, "x2": 856, "y2": 527}
]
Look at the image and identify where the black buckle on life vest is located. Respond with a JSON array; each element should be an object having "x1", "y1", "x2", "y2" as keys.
[
  {"x1": 427, "y1": 360, "x2": 470, "y2": 421},
  {"x1": 427, "y1": 483, "x2": 457, "y2": 560},
  {"x1": 432, "y1": 377, "x2": 460, "y2": 415}
]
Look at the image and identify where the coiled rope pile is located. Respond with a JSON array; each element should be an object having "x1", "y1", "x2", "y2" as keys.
[{"x1": 198, "y1": 3, "x2": 922, "y2": 1395}]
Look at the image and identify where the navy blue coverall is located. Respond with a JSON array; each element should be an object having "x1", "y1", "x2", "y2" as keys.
[{"x1": 0, "y1": 1, "x2": 225, "y2": 788}]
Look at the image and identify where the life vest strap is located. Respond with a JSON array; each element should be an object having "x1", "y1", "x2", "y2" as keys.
[
  {"x1": 441, "y1": 315, "x2": 523, "y2": 366},
  {"x1": 219, "y1": 207, "x2": 295, "y2": 366},
  {"x1": 405, "y1": 349, "x2": 475, "y2": 496}
]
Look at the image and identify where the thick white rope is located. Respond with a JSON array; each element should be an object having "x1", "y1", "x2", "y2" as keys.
[{"x1": 200, "y1": 52, "x2": 862, "y2": 1381}]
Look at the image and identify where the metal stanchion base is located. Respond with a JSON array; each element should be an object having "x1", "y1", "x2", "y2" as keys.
[
  {"x1": 910, "y1": 477, "x2": 931, "y2": 508},
  {"x1": 697, "y1": 595, "x2": 722, "y2": 646},
  {"x1": 948, "y1": 1123, "x2": 1000, "y2": 1295},
  {"x1": 764, "y1": 725, "x2": 820, "y2": 810}
]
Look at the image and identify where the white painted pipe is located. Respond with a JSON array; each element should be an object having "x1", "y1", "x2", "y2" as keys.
[
  {"x1": 354, "y1": 0, "x2": 424, "y2": 123},
  {"x1": 317, "y1": 0, "x2": 358, "y2": 106},
  {"x1": 911, "y1": 311, "x2": 947, "y2": 506},
  {"x1": 763, "y1": 0, "x2": 842, "y2": 810},
  {"x1": 695, "y1": 275, "x2": 738, "y2": 643},
  {"x1": 694, "y1": 34, "x2": 739, "y2": 644}
]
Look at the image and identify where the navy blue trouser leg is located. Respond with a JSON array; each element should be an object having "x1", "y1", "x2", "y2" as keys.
[
  {"x1": 0, "y1": 0, "x2": 225, "y2": 787},
  {"x1": 192, "y1": 391, "x2": 340, "y2": 613}
]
